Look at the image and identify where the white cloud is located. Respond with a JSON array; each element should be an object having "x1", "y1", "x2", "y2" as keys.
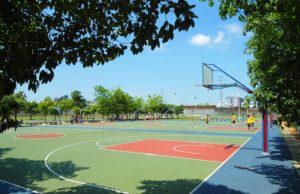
[
  {"x1": 188, "y1": 24, "x2": 244, "y2": 50},
  {"x1": 189, "y1": 33, "x2": 211, "y2": 46},
  {"x1": 226, "y1": 23, "x2": 243, "y2": 34},
  {"x1": 212, "y1": 31, "x2": 225, "y2": 44}
]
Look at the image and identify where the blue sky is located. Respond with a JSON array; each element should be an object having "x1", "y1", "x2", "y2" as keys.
[{"x1": 17, "y1": 1, "x2": 253, "y2": 106}]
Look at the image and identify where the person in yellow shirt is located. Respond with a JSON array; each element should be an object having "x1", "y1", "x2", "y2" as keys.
[
  {"x1": 247, "y1": 114, "x2": 252, "y2": 131},
  {"x1": 250, "y1": 114, "x2": 255, "y2": 130},
  {"x1": 231, "y1": 113, "x2": 236, "y2": 126}
]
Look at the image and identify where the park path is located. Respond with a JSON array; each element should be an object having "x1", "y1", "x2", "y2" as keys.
[{"x1": 192, "y1": 125, "x2": 300, "y2": 194}]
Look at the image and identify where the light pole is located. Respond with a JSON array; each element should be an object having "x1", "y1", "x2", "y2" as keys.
[{"x1": 173, "y1": 93, "x2": 176, "y2": 119}]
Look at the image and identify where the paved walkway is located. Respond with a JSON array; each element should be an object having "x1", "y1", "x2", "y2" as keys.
[{"x1": 193, "y1": 125, "x2": 300, "y2": 194}]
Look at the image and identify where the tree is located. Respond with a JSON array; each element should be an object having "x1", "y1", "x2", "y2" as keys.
[
  {"x1": 24, "y1": 101, "x2": 39, "y2": 120},
  {"x1": 57, "y1": 98, "x2": 74, "y2": 121},
  {"x1": 94, "y1": 85, "x2": 144, "y2": 120},
  {"x1": 146, "y1": 95, "x2": 164, "y2": 119},
  {"x1": 1, "y1": 1, "x2": 198, "y2": 130},
  {"x1": 39, "y1": 97, "x2": 54, "y2": 122},
  {"x1": 241, "y1": 96, "x2": 252, "y2": 114},
  {"x1": 83, "y1": 101, "x2": 97, "y2": 121},
  {"x1": 71, "y1": 90, "x2": 87, "y2": 109},
  {"x1": 0, "y1": 0, "x2": 197, "y2": 99},
  {"x1": 131, "y1": 97, "x2": 144, "y2": 120},
  {"x1": 158, "y1": 103, "x2": 169, "y2": 118},
  {"x1": 203, "y1": 0, "x2": 300, "y2": 122},
  {"x1": 11, "y1": 92, "x2": 27, "y2": 126},
  {"x1": 0, "y1": 92, "x2": 26, "y2": 132},
  {"x1": 94, "y1": 85, "x2": 113, "y2": 118},
  {"x1": 0, "y1": 95, "x2": 16, "y2": 132},
  {"x1": 88, "y1": 104, "x2": 97, "y2": 121},
  {"x1": 175, "y1": 105, "x2": 184, "y2": 116}
]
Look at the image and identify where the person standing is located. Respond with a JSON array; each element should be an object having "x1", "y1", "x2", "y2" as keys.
[
  {"x1": 247, "y1": 114, "x2": 252, "y2": 131},
  {"x1": 250, "y1": 114, "x2": 255, "y2": 130},
  {"x1": 205, "y1": 114, "x2": 209, "y2": 128},
  {"x1": 232, "y1": 113, "x2": 236, "y2": 126}
]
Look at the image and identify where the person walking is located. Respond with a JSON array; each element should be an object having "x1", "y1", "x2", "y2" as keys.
[{"x1": 232, "y1": 113, "x2": 236, "y2": 127}]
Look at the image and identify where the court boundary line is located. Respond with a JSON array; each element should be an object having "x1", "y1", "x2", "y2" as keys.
[
  {"x1": 189, "y1": 136, "x2": 252, "y2": 194},
  {"x1": 0, "y1": 179, "x2": 39, "y2": 194},
  {"x1": 146, "y1": 138, "x2": 239, "y2": 145}
]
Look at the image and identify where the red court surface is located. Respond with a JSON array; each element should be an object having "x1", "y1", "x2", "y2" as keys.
[
  {"x1": 103, "y1": 139, "x2": 239, "y2": 162},
  {"x1": 16, "y1": 134, "x2": 64, "y2": 139}
]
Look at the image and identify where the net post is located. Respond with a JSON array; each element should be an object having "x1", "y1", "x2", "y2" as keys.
[{"x1": 261, "y1": 105, "x2": 270, "y2": 155}]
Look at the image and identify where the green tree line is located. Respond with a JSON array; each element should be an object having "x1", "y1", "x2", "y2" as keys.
[{"x1": 0, "y1": 85, "x2": 183, "y2": 132}]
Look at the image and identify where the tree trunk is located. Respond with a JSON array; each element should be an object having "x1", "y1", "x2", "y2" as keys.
[{"x1": 65, "y1": 112, "x2": 68, "y2": 123}]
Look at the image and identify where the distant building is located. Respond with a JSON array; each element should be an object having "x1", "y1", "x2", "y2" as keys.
[{"x1": 182, "y1": 105, "x2": 259, "y2": 117}]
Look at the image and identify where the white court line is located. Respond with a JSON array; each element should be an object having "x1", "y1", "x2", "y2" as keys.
[
  {"x1": 0, "y1": 179, "x2": 39, "y2": 193},
  {"x1": 96, "y1": 138, "x2": 145, "y2": 148},
  {"x1": 172, "y1": 145, "x2": 214, "y2": 155},
  {"x1": 189, "y1": 137, "x2": 251, "y2": 194},
  {"x1": 153, "y1": 138, "x2": 238, "y2": 146}
]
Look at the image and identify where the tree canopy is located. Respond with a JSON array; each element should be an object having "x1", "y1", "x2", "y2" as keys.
[{"x1": 0, "y1": 0, "x2": 197, "y2": 98}]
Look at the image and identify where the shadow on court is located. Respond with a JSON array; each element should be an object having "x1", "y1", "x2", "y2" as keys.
[
  {"x1": 252, "y1": 163, "x2": 300, "y2": 194},
  {"x1": 192, "y1": 127, "x2": 300, "y2": 194},
  {"x1": 137, "y1": 179, "x2": 201, "y2": 194},
  {"x1": 268, "y1": 136, "x2": 294, "y2": 161},
  {"x1": 0, "y1": 148, "x2": 13, "y2": 158},
  {"x1": 0, "y1": 147, "x2": 89, "y2": 193},
  {"x1": 45, "y1": 185, "x2": 115, "y2": 194},
  {"x1": 192, "y1": 182, "x2": 247, "y2": 194}
]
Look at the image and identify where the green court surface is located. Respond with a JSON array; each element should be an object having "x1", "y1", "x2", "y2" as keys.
[{"x1": 0, "y1": 120, "x2": 252, "y2": 193}]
